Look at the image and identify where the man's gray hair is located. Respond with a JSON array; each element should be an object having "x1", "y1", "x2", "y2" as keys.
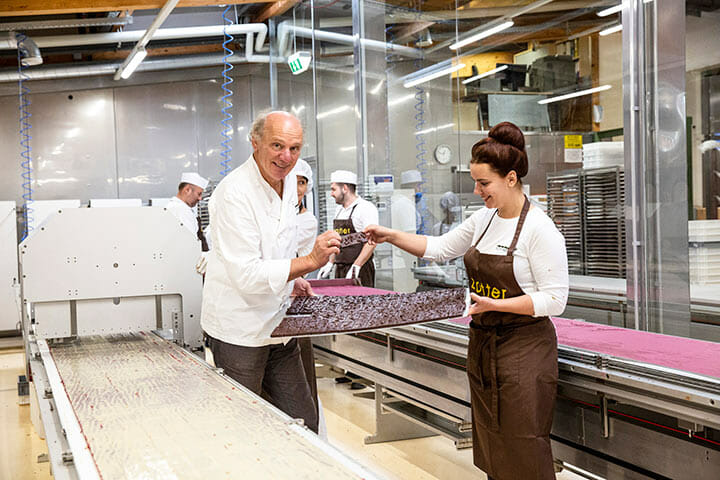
[{"x1": 249, "y1": 109, "x2": 302, "y2": 143}]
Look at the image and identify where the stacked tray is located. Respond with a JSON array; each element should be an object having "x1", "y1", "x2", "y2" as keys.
[
  {"x1": 582, "y1": 167, "x2": 626, "y2": 278},
  {"x1": 689, "y1": 220, "x2": 720, "y2": 284},
  {"x1": 547, "y1": 170, "x2": 584, "y2": 274}
]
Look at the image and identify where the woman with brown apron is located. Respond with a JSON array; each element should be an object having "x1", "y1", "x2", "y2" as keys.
[{"x1": 365, "y1": 122, "x2": 569, "y2": 479}]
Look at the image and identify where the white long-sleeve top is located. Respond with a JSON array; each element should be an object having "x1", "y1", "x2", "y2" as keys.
[
  {"x1": 297, "y1": 210, "x2": 318, "y2": 257},
  {"x1": 201, "y1": 155, "x2": 297, "y2": 346},
  {"x1": 424, "y1": 206, "x2": 569, "y2": 317}
]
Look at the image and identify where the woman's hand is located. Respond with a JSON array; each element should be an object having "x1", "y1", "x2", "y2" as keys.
[
  {"x1": 468, "y1": 293, "x2": 497, "y2": 315},
  {"x1": 364, "y1": 224, "x2": 395, "y2": 245}
]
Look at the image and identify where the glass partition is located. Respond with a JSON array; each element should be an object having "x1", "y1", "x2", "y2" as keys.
[{"x1": 275, "y1": 0, "x2": 719, "y2": 342}]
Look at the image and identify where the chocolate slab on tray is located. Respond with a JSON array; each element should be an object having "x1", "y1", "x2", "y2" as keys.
[
  {"x1": 340, "y1": 232, "x2": 368, "y2": 248},
  {"x1": 271, "y1": 287, "x2": 467, "y2": 337}
]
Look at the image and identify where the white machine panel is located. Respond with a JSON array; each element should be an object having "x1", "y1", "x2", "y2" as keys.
[
  {"x1": 89, "y1": 198, "x2": 142, "y2": 208},
  {"x1": 149, "y1": 197, "x2": 172, "y2": 207},
  {"x1": 21, "y1": 207, "x2": 203, "y2": 347},
  {"x1": 31, "y1": 199, "x2": 81, "y2": 232},
  {"x1": 76, "y1": 297, "x2": 157, "y2": 336},
  {"x1": 34, "y1": 302, "x2": 72, "y2": 338},
  {"x1": 0, "y1": 201, "x2": 19, "y2": 332}
]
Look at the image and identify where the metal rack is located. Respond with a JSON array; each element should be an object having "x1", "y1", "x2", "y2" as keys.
[
  {"x1": 546, "y1": 167, "x2": 626, "y2": 278},
  {"x1": 546, "y1": 171, "x2": 584, "y2": 274},
  {"x1": 582, "y1": 166, "x2": 626, "y2": 277}
]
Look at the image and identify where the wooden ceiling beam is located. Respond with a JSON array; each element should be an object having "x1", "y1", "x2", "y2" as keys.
[
  {"x1": 253, "y1": 0, "x2": 298, "y2": 23},
  {"x1": 0, "y1": 0, "x2": 273, "y2": 17}
]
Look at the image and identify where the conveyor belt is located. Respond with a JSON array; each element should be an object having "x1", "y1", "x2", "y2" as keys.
[{"x1": 42, "y1": 332, "x2": 375, "y2": 480}]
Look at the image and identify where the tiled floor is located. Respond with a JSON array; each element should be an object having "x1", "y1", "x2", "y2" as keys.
[
  {"x1": 0, "y1": 348, "x2": 53, "y2": 480},
  {"x1": 1, "y1": 343, "x2": 585, "y2": 480},
  {"x1": 316, "y1": 366, "x2": 586, "y2": 480}
]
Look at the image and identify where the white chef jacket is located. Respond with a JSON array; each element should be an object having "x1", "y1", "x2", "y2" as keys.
[
  {"x1": 201, "y1": 155, "x2": 298, "y2": 347},
  {"x1": 165, "y1": 196, "x2": 199, "y2": 238},
  {"x1": 297, "y1": 210, "x2": 318, "y2": 257},
  {"x1": 333, "y1": 197, "x2": 379, "y2": 232},
  {"x1": 424, "y1": 206, "x2": 569, "y2": 317}
]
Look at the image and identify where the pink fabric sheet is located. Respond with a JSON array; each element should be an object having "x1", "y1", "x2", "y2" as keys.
[{"x1": 309, "y1": 284, "x2": 720, "y2": 378}]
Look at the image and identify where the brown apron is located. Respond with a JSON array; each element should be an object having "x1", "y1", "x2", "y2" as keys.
[
  {"x1": 463, "y1": 197, "x2": 558, "y2": 480},
  {"x1": 334, "y1": 204, "x2": 375, "y2": 287}
]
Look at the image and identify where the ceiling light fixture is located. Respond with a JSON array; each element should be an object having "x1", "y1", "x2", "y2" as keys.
[
  {"x1": 449, "y1": 21, "x2": 514, "y2": 51},
  {"x1": 597, "y1": 4, "x2": 622, "y2": 17},
  {"x1": 538, "y1": 85, "x2": 612, "y2": 105},
  {"x1": 119, "y1": 48, "x2": 147, "y2": 79},
  {"x1": 403, "y1": 63, "x2": 465, "y2": 88},
  {"x1": 462, "y1": 65, "x2": 509, "y2": 85},
  {"x1": 599, "y1": 24, "x2": 623, "y2": 36}
]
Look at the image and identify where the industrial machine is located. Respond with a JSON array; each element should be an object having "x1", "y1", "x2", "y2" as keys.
[
  {"x1": 19, "y1": 207, "x2": 376, "y2": 479},
  {"x1": 0, "y1": 201, "x2": 19, "y2": 335},
  {"x1": 312, "y1": 284, "x2": 720, "y2": 480}
]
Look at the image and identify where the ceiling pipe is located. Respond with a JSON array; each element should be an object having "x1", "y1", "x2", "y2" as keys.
[
  {"x1": 0, "y1": 49, "x2": 283, "y2": 83},
  {"x1": 276, "y1": 22, "x2": 423, "y2": 59},
  {"x1": 0, "y1": 16, "x2": 133, "y2": 32},
  {"x1": 0, "y1": 24, "x2": 267, "y2": 51},
  {"x1": 16, "y1": 33, "x2": 43, "y2": 66}
]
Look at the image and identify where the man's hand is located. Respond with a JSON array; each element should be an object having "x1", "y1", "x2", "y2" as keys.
[
  {"x1": 292, "y1": 277, "x2": 314, "y2": 297},
  {"x1": 318, "y1": 261, "x2": 334, "y2": 279},
  {"x1": 307, "y1": 230, "x2": 341, "y2": 270},
  {"x1": 468, "y1": 293, "x2": 496, "y2": 315},
  {"x1": 345, "y1": 264, "x2": 361, "y2": 280},
  {"x1": 195, "y1": 252, "x2": 209, "y2": 275},
  {"x1": 363, "y1": 224, "x2": 394, "y2": 245}
]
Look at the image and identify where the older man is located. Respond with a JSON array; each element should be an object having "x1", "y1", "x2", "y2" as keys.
[{"x1": 201, "y1": 111, "x2": 340, "y2": 433}]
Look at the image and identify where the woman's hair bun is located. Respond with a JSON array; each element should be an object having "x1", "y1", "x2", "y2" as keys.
[
  {"x1": 488, "y1": 121, "x2": 525, "y2": 151},
  {"x1": 470, "y1": 121, "x2": 528, "y2": 179}
]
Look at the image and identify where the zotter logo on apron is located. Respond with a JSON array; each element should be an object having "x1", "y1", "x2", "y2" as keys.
[{"x1": 469, "y1": 280, "x2": 507, "y2": 299}]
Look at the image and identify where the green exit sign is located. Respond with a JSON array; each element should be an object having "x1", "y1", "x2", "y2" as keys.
[{"x1": 288, "y1": 51, "x2": 311, "y2": 75}]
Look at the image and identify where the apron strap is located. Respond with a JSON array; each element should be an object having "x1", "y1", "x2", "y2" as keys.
[
  {"x1": 473, "y1": 210, "x2": 498, "y2": 248},
  {"x1": 506, "y1": 196, "x2": 530, "y2": 257},
  {"x1": 335, "y1": 203, "x2": 358, "y2": 222}
]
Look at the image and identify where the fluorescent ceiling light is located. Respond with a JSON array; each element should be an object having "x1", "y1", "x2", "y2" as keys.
[
  {"x1": 416, "y1": 123, "x2": 455, "y2": 136},
  {"x1": 462, "y1": 65, "x2": 509, "y2": 85},
  {"x1": 449, "y1": 21, "x2": 514, "y2": 51},
  {"x1": 599, "y1": 24, "x2": 623, "y2": 36},
  {"x1": 404, "y1": 63, "x2": 465, "y2": 88},
  {"x1": 317, "y1": 105, "x2": 351, "y2": 119},
  {"x1": 119, "y1": 48, "x2": 147, "y2": 79},
  {"x1": 538, "y1": 85, "x2": 612, "y2": 105},
  {"x1": 597, "y1": 4, "x2": 622, "y2": 17}
]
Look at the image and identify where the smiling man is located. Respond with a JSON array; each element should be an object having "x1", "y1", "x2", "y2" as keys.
[{"x1": 201, "y1": 111, "x2": 340, "y2": 433}]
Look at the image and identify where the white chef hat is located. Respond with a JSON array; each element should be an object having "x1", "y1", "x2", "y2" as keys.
[
  {"x1": 293, "y1": 159, "x2": 314, "y2": 192},
  {"x1": 180, "y1": 172, "x2": 209, "y2": 189},
  {"x1": 330, "y1": 170, "x2": 357, "y2": 185},
  {"x1": 400, "y1": 169, "x2": 423, "y2": 185}
]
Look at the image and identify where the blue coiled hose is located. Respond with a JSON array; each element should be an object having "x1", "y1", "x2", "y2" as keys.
[
  {"x1": 17, "y1": 32, "x2": 33, "y2": 240},
  {"x1": 219, "y1": 6, "x2": 234, "y2": 177},
  {"x1": 413, "y1": 82, "x2": 432, "y2": 235}
]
